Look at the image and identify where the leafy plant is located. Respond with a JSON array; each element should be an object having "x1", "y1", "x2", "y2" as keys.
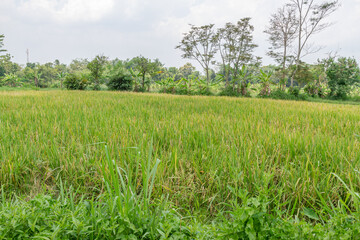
[
  {"x1": 258, "y1": 69, "x2": 273, "y2": 96},
  {"x1": 63, "y1": 73, "x2": 88, "y2": 90},
  {"x1": 1, "y1": 73, "x2": 21, "y2": 87},
  {"x1": 57, "y1": 72, "x2": 67, "y2": 89},
  {"x1": 288, "y1": 86, "x2": 300, "y2": 97},
  {"x1": 87, "y1": 55, "x2": 108, "y2": 90},
  {"x1": 107, "y1": 72, "x2": 133, "y2": 91},
  {"x1": 327, "y1": 57, "x2": 360, "y2": 100}
]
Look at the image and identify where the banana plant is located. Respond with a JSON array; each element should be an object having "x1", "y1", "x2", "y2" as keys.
[
  {"x1": 155, "y1": 76, "x2": 180, "y2": 93},
  {"x1": 129, "y1": 68, "x2": 144, "y2": 91},
  {"x1": 3, "y1": 73, "x2": 21, "y2": 87},
  {"x1": 228, "y1": 65, "x2": 252, "y2": 96},
  {"x1": 193, "y1": 76, "x2": 221, "y2": 95},
  {"x1": 177, "y1": 75, "x2": 199, "y2": 94},
  {"x1": 258, "y1": 69, "x2": 274, "y2": 96},
  {"x1": 57, "y1": 72, "x2": 67, "y2": 89},
  {"x1": 34, "y1": 71, "x2": 42, "y2": 88}
]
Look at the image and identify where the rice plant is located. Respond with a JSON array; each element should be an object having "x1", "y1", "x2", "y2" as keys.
[{"x1": 0, "y1": 90, "x2": 359, "y2": 237}]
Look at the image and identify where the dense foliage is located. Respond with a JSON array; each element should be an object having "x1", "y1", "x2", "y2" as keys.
[
  {"x1": 63, "y1": 73, "x2": 89, "y2": 90},
  {"x1": 107, "y1": 72, "x2": 133, "y2": 91},
  {"x1": 327, "y1": 57, "x2": 360, "y2": 99}
]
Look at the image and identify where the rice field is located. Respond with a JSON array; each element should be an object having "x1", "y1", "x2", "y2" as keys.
[{"x1": 1, "y1": 90, "x2": 360, "y2": 222}]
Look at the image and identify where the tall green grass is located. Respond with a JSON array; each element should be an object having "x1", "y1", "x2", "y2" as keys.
[
  {"x1": 1, "y1": 143, "x2": 360, "y2": 239},
  {"x1": 0, "y1": 90, "x2": 359, "y2": 221}
]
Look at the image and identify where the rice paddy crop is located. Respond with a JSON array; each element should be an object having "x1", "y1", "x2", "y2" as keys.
[{"x1": 0, "y1": 90, "x2": 360, "y2": 235}]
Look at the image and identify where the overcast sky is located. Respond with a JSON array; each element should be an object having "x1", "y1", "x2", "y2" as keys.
[{"x1": 0, "y1": 0, "x2": 359, "y2": 69}]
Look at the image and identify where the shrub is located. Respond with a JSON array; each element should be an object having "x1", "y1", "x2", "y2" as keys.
[
  {"x1": 350, "y1": 95, "x2": 360, "y2": 102},
  {"x1": 133, "y1": 85, "x2": 147, "y2": 92},
  {"x1": 266, "y1": 89, "x2": 308, "y2": 101},
  {"x1": 107, "y1": 72, "x2": 133, "y2": 91},
  {"x1": 175, "y1": 87, "x2": 192, "y2": 95},
  {"x1": 63, "y1": 73, "x2": 88, "y2": 90},
  {"x1": 288, "y1": 86, "x2": 300, "y2": 97},
  {"x1": 304, "y1": 82, "x2": 325, "y2": 98},
  {"x1": 327, "y1": 57, "x2": 360, "y2": 100},
  {"x1": 218, "y1": 86, "x2": 242, "y2": 97},
  {"x1": 196, "y1": 86, "x2": 213, "y2": 96},
  {"x1": 268, "y1": 89, "x2": 295, "y2": 100}
]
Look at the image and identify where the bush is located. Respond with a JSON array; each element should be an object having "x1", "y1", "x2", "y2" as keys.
[
  {"x1": 218, "y1": 86, "x2": 242, "y2": 97},
  {"x1": 133, "y1": 85, "x2": 147, "y2": 92},
  {"x1": 350, "y1": 95, "x2": 360, "y2": 102},
  {"x1": 288, "y1": 87, "x2": 300, "y2": 97},
  {"x1": 269, "y1": 89, "x2": 295, "y2": 100},
  {"x1": 107, "y1": 72, "x2": 133, "y2": 91},
  {"x1": 63, "y1": 74, "x2": 89, "y2": 90},
  {"x1": 175, "y1": 87, "x2": 193, "y2": 95},
  {"x1": 327, "y1": 57, "x2": 360, "y2": 100},
  {"x1": 266, "y1": 89, "x2": 308, "y2": 101},
  {"x1": 196, "y1": 86, "x2": 213, "y2": 96},
  {"x1": 304, "y1": 83, "x2": 325, "y2": 98}
]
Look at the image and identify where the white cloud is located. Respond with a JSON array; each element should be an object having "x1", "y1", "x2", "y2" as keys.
[
  {"x1": 18, "y1": 0, "x2": 115, "y2": 23},
  {"x1": 1, "y1": 0, "x2": 359, "y2": 66},
  {"x1": 155, "y1": 0, "x2": 262, "y2": 38}
]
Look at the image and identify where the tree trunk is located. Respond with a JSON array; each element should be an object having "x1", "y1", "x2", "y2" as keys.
[
  {"x1": 142, "y1": 73, "x2": 145, "y2": 90},
  {"x1": 205, "y1": 67, "x2": 209, "y2": 85},
  {"x1": 225, "y1": 64, "x2": 230, "y2": 87},
  {"x1": 282, "y1": 40, "x2": 287, "y2": 90}
]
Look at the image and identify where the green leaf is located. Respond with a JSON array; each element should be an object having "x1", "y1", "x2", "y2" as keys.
[{"x1": 302, "y1": 207, "x2": 319, "y2": 220}]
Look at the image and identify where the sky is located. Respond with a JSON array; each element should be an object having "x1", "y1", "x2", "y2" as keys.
[{"x1": 0, "y1": 0, "x2": 359, "y2": 69}]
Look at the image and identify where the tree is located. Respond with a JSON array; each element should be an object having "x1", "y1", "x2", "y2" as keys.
[
  {"x1": 70, "y1": 59, "x2": 89, "y2": 73},
  {"x1": 87, "y1": 55, "x2": 108, "y2": 90},
  {"x1": 0, "y1": 54, "x2": 21, "y2": 77},
  {"x1": 326, "y1": 57, "x2": 360, "y2": 99},
  {"x1": 265, "y1": 6, "x2": 298, "y2": 86},
  {"x1": 289, "y1": 0, "x2": 340, "y2": 86},
  {"x1": 179, "y1": 63, "x2": 196, "y2": 79},
  {"x1": 107, "y1": 72, "x2": 133, "y2": 91},
  {"x1": 218, "y1": 18, "x2": 258, "y2": 86},
  {"x1": 34, "y1": 70, "x2": 42, "y2": 88},
  {"x1": 0, "y1": 34, "x2": 6, "y2": 55},
  {"x1": 176, "y1": 24, "x2": 218, "y2": 84},
  {"x1": 132, "y1": 56, "x2": 161, "y2": 91},
  {"x1": 291, "y1": 61, "x2": 313, "y2": 87},
  {"x1": 63, "y1": 73, "x2": 88, "y2": 90},
  {"x1": 37, "y1": 63, "x2": 58, "y2": 87}
]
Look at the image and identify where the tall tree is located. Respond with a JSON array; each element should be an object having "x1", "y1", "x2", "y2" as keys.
[
  {"x1": 176, "y1": 24, "x2": 218, "y2": 84},
  {"x1": 265, "y1": 6, "x2": 298, "y2": 88},
  {"x1": 0, "y1": 34, "x2": 6, "y2": 55},
  {"x1": 132, "y1": 56, "x2": 161, "y2": 91},
  {"x1": 0, "y1": 54, "x2": 21, "y2": 77},
  {"x1": 87, "y1": 55, "x2": 108, "y2": 90},
  {"x1": 218, "y1": 18, "x2": 258, "y2": 86},
  {"x1": 70, "y1": 59, "x2": 89, "y2": 73},
  {"x1": 289, "y1": 0, "x2": 340, "y2": 86},
  {"x1": 179, "y1": 63, "x2": 196, "y2": 79},
  {"x1": 327, "y1": 57, "x2": 360, "y2": 99}
]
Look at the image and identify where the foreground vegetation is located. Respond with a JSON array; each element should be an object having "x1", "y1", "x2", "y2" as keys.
[{"x1": 0, "y1": 91, "x2": 360, "y2": 238}]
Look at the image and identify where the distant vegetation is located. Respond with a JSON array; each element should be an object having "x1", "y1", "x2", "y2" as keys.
[{"x1": 1, "y1": 0, "x2": 359, "y2": 102}]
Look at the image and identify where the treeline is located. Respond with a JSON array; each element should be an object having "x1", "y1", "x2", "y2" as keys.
[{"x1": 0, "y1": 0, "x2": 359, "y2": 100}]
